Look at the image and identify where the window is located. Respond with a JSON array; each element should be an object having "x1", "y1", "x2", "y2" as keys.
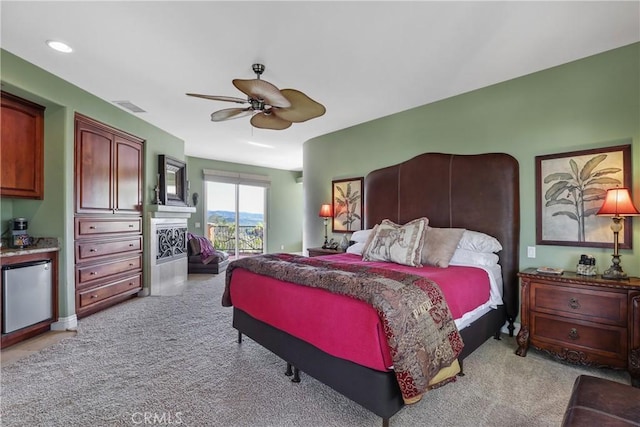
[{"x1": 203, "y1": 170, "x2": 269, "y2": 259}]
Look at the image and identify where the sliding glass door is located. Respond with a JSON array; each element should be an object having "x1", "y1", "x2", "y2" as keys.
[{"x1": 205, "y1": 181, "x2": 266, "y2": 259}]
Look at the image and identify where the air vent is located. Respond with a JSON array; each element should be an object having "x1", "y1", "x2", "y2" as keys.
[{"x1": 113, "y1": 100, "x2": 146, "y2": 113}]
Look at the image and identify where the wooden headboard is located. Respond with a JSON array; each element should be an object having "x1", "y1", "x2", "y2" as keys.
[{"x1": 364, "y1": 152, "x2": 520, "y2": 326}]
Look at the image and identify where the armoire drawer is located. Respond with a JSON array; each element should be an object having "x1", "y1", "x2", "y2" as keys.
[
  {"x1": 78, "y1": 274, "x2": 141, "y2": 308},
  {"x1": 76, "y1": 255, "x2": 142, "y2": 285},
  {"x1": 75, "y1": 236, "x2": 142, "y2": 262},
  {"x1": 75, "y1": 217, "x2": 142, "y2": 238}
]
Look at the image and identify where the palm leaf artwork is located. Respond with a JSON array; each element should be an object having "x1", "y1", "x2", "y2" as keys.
[
  {"x1": 544, "y1": 154, "x2": 621, "y2": 242},
  {"x1": 334, "y1": 181, "x2": 361, "y2": 231}
]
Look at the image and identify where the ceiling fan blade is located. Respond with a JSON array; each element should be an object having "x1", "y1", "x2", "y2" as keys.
[
  {"x1": 233, "y1": 79, "x2": 291, "y2": 108},
  {"x1": 210, "y1": 108, "x2": 253, "y2": 122},
  {"x1": 186, "y1": 93, "x2": 248, "y2": 104},
  {"x1": 274, "y1": 89, "x2": 326, "y2": 123},
  {"x1": 250, "y1": 112, "x2": 292, "y2": 130}
]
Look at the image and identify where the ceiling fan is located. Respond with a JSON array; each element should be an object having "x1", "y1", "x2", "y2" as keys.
[{"x1": 186, "y1": 63, "x2": 326, "y2": 130}]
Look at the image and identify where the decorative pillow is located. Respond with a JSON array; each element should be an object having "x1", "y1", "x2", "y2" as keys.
[
  {"x1": 420, "y1": 226, "x2": 464, "y2": 268},
  {"x1": 361, "y1": 224, "x2": 378, "y2": 253},
  {"x1": 188, "y1": 238, "x2": 202, "y2": 256},
  {"x1": 351, "y1": 229, "x2": 373, "y2": 243},
  {"x1": 457, "y1": 230, "x2": 502, "y2": 253},
  {"x1": 362, "y1": 218, "x2": 428, "y2": 267},
  {"x1": 449, "y1": 248, "x2": 499, "y2": 267},
  {"x1": 187, "y1": 234, "x2": 216, "y2": 261}
]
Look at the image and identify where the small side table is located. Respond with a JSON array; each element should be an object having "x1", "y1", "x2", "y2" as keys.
[
  {"x1": 307, "y1": 247, "x2": 346, "y2": 257},
  {"x1": 516, "y1": 268, "x2": 640, "y2": 387}
]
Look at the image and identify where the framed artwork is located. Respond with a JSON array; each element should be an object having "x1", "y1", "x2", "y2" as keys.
[
  {"x1": 332, "y1": 177, "x2": 364, "y2": 232},
  {"x1": 536, "y1": 144, "x2": 632, "y2": 248},
  {"x1": 158, "y1": 155, "x2": 188, "y2": 206}
]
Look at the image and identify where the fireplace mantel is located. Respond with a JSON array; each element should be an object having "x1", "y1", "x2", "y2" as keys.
[
  {"x1": 145, "y1": 206, "x2": 195, "y2": 296},
  {"x1": 149, "y1": 204, "x2": 196, "y2": 218}
]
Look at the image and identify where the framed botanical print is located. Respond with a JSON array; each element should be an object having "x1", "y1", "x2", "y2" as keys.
[
  {"x1": 332, "y1": 177, "x2": 364, "y2": 232},
  {"x1": 536, "y1": 143, "x2": 632, "y2": 248}
]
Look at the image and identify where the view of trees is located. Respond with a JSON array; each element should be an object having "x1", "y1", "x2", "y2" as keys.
[{"x1": 207, "y1": 210, "x2": 264, "y2": 253}]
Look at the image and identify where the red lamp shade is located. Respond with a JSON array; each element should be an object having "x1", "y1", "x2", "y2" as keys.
[
  {"x1": 318, "y1": 204, "x2": 333, "y2": 218},
  {"x1": 596, "y1": 187, "x2": 640, "y2": 217}
]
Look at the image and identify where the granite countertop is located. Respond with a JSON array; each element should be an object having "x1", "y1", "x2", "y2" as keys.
[{"x1": 0, "y1": 237, "x2": 60, "y2": 257}]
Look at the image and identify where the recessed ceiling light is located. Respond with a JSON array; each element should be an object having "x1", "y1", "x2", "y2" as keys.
[
  {"x1": 46, "y1": 40, "x2": 73, "y2": 53},
  {"x1": 247, "y1": 141, "x2": 274, "y2": 149}
]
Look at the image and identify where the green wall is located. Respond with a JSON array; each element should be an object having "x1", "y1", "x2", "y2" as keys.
[
  {"x1": 304, "y1": 42, "x2": 640, "y2": 277},
  {"x1": 186, "y1": 156, "x2": 303, "y2": 253},
  {"x1": 0, "y1": 49, "x2": 186, "y2": 320},
  {"x1": 0, "y1": 49, "x2": 302, "y2": 322},
  {"x1": 2, "y1": 41, "x2": 639, "y2": 322}
]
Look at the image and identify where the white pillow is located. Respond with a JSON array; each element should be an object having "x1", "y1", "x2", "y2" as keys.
[
  {"x1": 449, "y1": 248, "x2": 499, "y2": 267},
  {"x1": 351, "y1": 229, "x2": 373, "y2": 243},
  {"x1": 346, "y1": 242, "x2": 366, "y2": 255},
  {"x1": 457, "y1": 230, "x2": 502, "y2": 253},
  {"x1": 362, "y1": 218, "x2": 428, "y2": 267}
]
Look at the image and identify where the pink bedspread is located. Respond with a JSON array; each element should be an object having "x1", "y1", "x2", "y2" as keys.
[{"x1": 229, "y1": 253, "x2": 490, "y2": 372}]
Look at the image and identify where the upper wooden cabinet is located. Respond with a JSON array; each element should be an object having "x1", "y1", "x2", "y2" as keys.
[
  {"x1": 0, "y1": 91, "x2": 45, "y2": 199},
  {"x1": 75, "y1": 114, "x2": 144, "y2": 214}
]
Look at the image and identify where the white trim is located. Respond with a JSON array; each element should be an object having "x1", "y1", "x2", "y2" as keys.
[
  {"x1": 202, "y1": 169, "x2": 271, "y2": 188},
  {"x1": 51, "y1": 314, "x2": 78, "y2": 331}
]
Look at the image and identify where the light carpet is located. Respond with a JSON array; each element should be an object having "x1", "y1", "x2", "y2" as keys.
[{"x1": 0, "y1": 273, "x2": 630, "y2": 427}]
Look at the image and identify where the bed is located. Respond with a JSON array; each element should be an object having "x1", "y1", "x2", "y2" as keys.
[{"x1": 223, "y1": 152, "x2": 520, "y2": 426}]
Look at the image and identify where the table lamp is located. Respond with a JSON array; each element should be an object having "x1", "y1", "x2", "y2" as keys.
[
  {"x1": 596, "y1": 187, "x2": 640, "y2": 279},
  {"x1": 318, "y1": 204, "x2": 333, "y2": 248}
]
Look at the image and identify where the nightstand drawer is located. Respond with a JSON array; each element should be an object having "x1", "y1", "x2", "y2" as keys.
[
  {"x1": 530, "y1": 282, "x2": 627, "y2": 326},
  {"x1": 531, "y1": 312, "x2": 627, "y2": 362}
]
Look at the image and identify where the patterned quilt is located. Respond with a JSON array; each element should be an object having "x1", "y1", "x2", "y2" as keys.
[{"x1": 222, "y1": 253, "x2": 463, "y2": 402}]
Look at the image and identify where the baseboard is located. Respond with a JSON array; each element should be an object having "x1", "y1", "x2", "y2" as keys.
[
  {"x1": 501, "y1": 321, "x2": 521, "y2": 336},
  {"x1": 51, "y1": 314, "x2": 78, "y2": 331}
]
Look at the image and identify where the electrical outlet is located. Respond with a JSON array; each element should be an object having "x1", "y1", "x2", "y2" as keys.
[
  {"x1": 195, "y1": 222, "x2": 201, "y2": 228},
  {"x1": 280, "y1": 245, "x2": 285, "y2": 250},
  {"x1": 527, "y1": 246, "x2": 536, "y2": 258}
]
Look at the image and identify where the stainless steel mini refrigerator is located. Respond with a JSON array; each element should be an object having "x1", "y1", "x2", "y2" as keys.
[{"x1": 2, "y1": 260, "x2": 52, "y2": 334}]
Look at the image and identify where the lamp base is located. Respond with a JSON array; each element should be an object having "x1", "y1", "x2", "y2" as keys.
[
  {"x1": 601, "y1": 265, "x2": 629, "y2": 280},
  {"x1": 602, "y1": 253, "x2": 630, "y2": 280}
]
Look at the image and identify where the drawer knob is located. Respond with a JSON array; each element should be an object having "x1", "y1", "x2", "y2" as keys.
[
  {"x1": 569, "y1": 328, "x2": 580, "y2": 340},
  {"x1": 89, "y1": 248, "x2": 98, "y2": 252},
  {"x1": 568, "y1": 297, "x2": 580, "y2": 310},
  {"x1": 91, "y1": 294, "x2": 98, "y2": 299},
  {"x1": 90, "y1": 271, "x2": 98, "y2": 275},
  {"x1": 129, "y1": 244, "x2": 134, "y2": 247},
  {"x1": 89, "y1": 226, "x2": 97, "y2": 230},
  {"x1": 128, "y1": 224, "x2": 134, "y2": 228}
]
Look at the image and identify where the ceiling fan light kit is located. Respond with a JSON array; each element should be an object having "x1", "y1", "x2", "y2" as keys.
[{"x1": 187, "y1": 63, "x2": 325, "y2": 130}]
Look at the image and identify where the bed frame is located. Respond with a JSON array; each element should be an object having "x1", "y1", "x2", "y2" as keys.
[{"x1": 232, "y1": 152, "x2": 520, "y2": 426}]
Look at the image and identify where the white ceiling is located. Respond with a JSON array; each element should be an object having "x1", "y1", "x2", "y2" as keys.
[{"x1": 2, "y1": 1, "x2": 639, "y2": 171}]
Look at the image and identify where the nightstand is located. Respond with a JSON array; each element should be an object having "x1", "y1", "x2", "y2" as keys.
[
  {"x1": 516, "y1": 268, "x2": 640, "y2": 387},
  {"x1": 307, "y1": 247, "x2": 345, "y2": 257}
]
